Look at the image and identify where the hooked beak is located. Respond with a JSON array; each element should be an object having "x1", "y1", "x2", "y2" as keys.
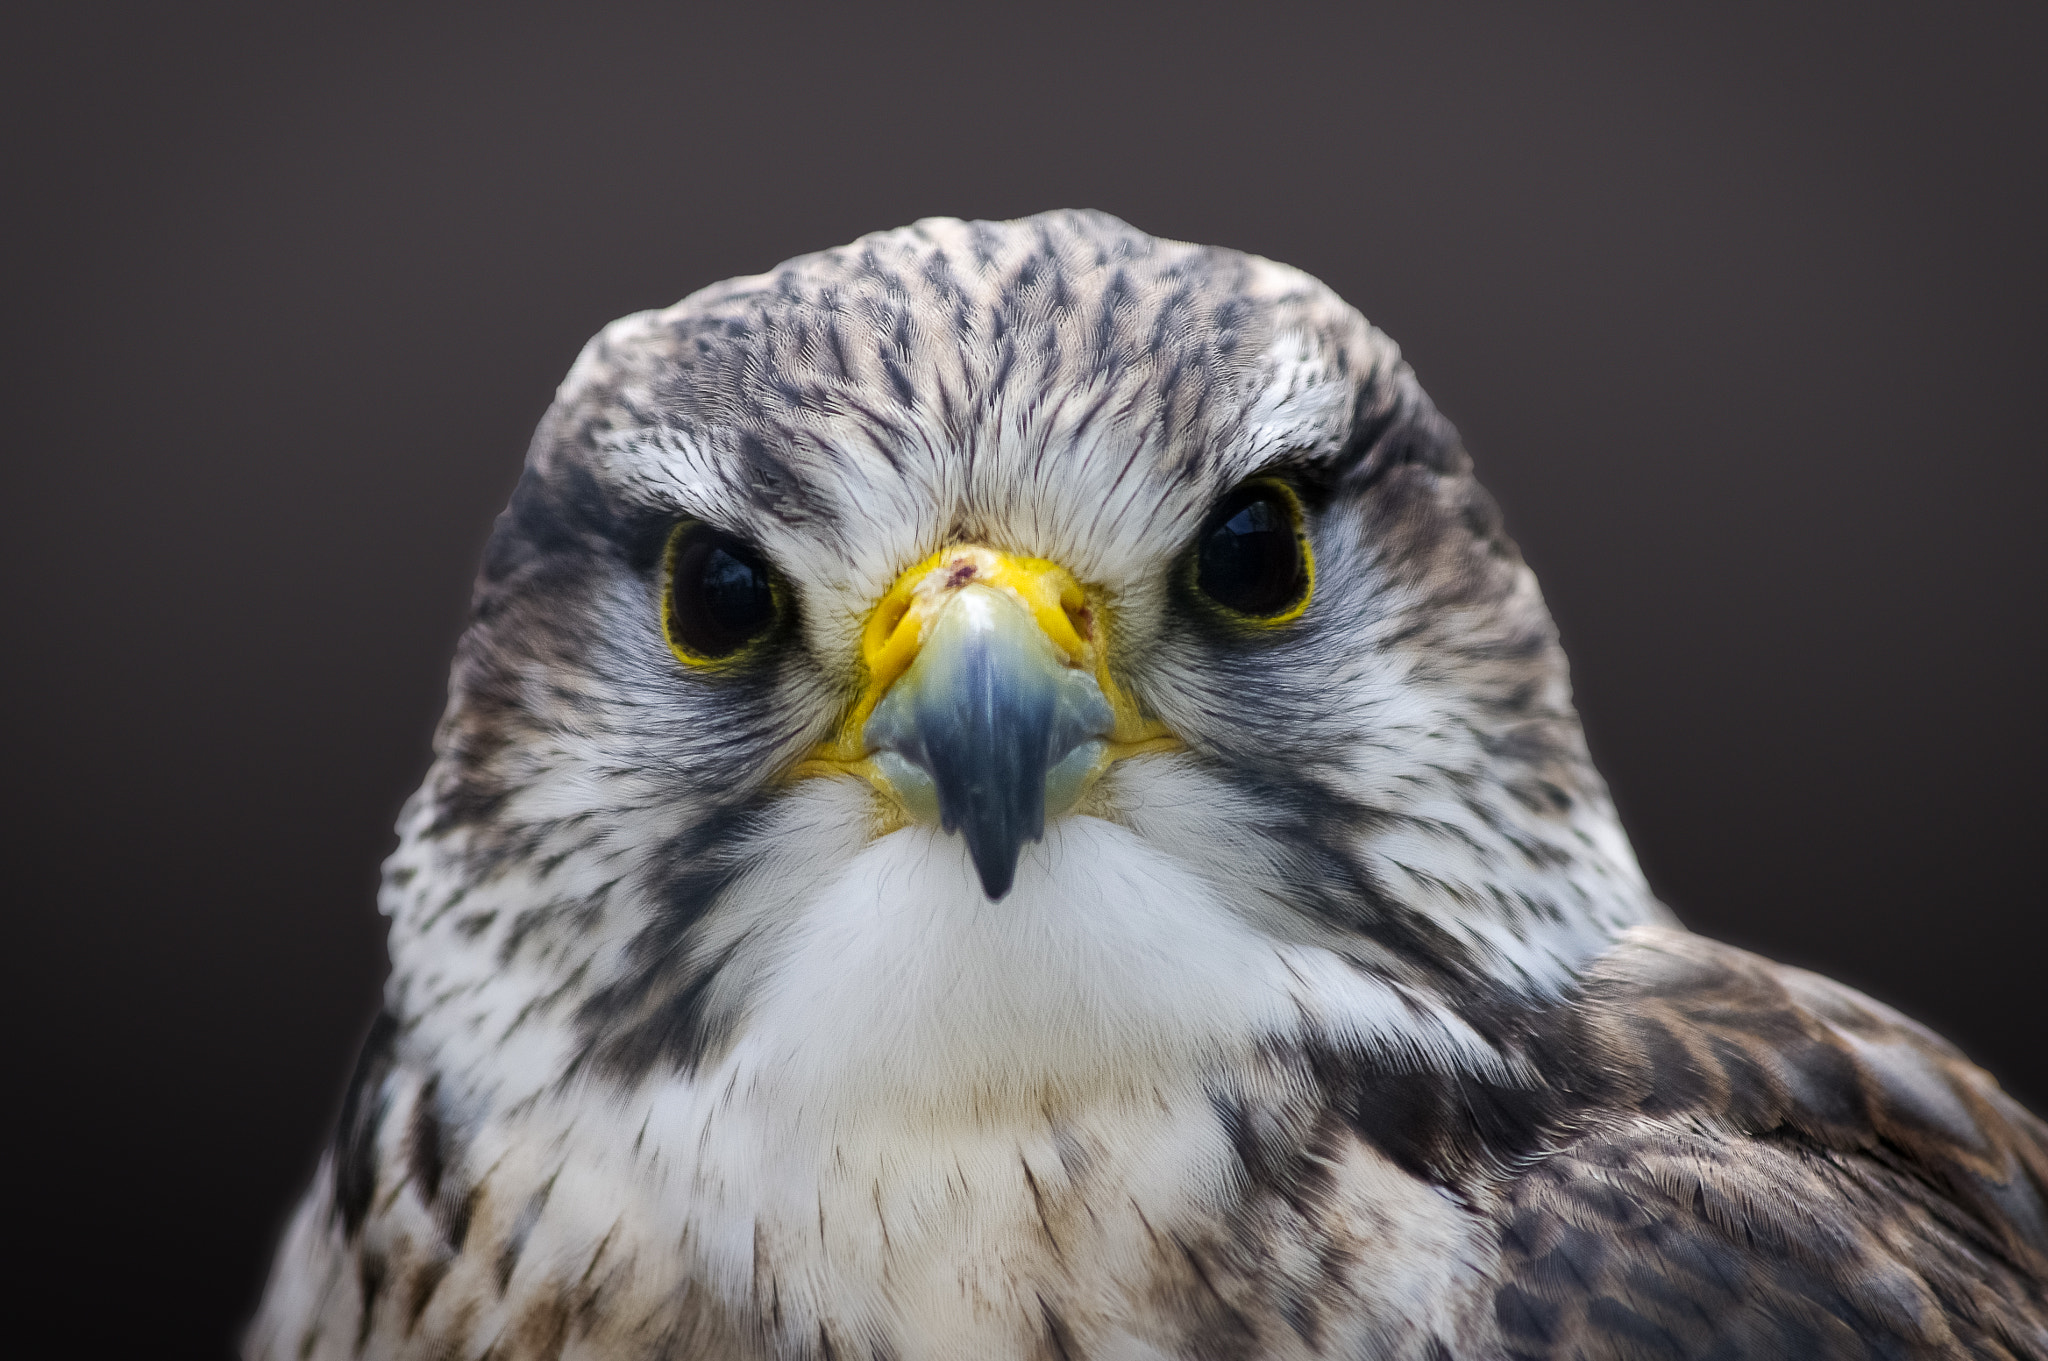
[
  {"x1": 866, "y1": 585, "x2": 1111, "y2": 897},
  {"x1": 801, "y1": 547, "x2": 1176, "y2": 900}
]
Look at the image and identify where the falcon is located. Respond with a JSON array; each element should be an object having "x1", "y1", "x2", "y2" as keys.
[{"x1": 249, "y1": 211, "x2": 2048, "y2": 1360}]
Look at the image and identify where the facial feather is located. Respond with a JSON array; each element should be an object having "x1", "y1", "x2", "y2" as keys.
[{"x1": 257, "y1": 210, "x2": 1682, "y2": 1360}]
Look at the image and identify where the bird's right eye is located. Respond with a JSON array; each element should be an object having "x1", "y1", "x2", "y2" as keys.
[{"x1": 663, "y1": 521, "x2": 779, "y2": 664}]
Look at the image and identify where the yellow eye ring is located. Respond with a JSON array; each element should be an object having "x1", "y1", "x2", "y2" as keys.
[
  {"x1": 1189, "y1": 478, "x2": 1315, "y2": 625},
  {"x1": 661, "y1": 520, "x2": 782, "y2": 667}
]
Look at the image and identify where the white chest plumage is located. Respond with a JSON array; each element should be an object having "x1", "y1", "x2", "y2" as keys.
[
  {"x1": 255, "y1": 800, "x2": 1520, "y2": 1359},
  {"x1": 354, "y1": 775, "x2": 1525, "y2": 1356}
]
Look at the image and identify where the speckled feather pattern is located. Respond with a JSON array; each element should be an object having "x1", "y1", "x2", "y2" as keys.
[{"x1": 248, "y1": 213, "x2": 2048, "y2": 1360}]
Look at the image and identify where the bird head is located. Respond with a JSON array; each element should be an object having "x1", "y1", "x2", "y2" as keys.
[{"x1": 391, "y1": 212, "x2": 1661, "y2": 1114}]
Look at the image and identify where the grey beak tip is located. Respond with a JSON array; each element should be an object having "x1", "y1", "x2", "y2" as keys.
[
  {"x1": 973, "y1": 856, "x2": 1017, "y2": 901},
  {"x1": 957, "y1": 810, "x2": 1030, "y2": 900},
  {"x1": 865, "y1": 583, "x2": 1111, "y2": 905}
]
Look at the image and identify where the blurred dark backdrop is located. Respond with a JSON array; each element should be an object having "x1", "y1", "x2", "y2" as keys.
[{"x1": 4, "y1": 1, "x2": 2043, "y2": 1353}]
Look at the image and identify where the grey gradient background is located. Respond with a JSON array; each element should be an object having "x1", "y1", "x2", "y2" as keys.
[{"x1": 4, "y1": 2, "x2": 2044, "y2": 1353}]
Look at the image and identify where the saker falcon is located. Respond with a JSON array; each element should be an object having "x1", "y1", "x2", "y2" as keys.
[{"x1": 249, "y1": 211, "x2": 2048, "y2": 1360}]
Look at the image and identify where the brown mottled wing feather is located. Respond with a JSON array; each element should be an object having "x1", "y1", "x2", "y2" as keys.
[{"x1": 1494, "y1": 928, "x2": 2048, "y2": 1359}]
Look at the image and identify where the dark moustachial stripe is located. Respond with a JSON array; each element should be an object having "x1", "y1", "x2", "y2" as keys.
[{"x1": 571, "y1": 798, "x2": 771, "y2": 1080}]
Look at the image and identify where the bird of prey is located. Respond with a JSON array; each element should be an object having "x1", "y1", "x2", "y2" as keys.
[{"x1": 249, "y1": 211, "x2": 2048, "y2": 1360}]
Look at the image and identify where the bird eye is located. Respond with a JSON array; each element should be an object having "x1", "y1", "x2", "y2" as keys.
[
  {"x1": 1193, "y1": 482, "x2": 1312, "y2": 619},
  {"x1": 662, "y1": 521, "x2": 779, "y2": 663}
]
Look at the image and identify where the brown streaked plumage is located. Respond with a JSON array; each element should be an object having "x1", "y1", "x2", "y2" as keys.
[
  {"x1": 1496, "y1": 929, "x2": 2048, "y2": 1358},
  {"x1": 248, "y1": 212, "x2": 2048, "y2": 1360}
]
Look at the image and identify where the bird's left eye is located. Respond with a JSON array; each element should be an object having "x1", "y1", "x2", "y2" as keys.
[
  {"x1": 1192, "y1": 481, "x2": 1313, "y2": 620},
  {"x1": 662, "y1": 521, "x2": 779, "y2": 664}
]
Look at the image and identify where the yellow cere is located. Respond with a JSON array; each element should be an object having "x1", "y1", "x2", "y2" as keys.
[{"x1": 802, "y1": 545, "x2": 1179, "y2": 780}]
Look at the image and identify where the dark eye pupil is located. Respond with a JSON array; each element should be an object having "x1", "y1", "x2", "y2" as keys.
[
  {"x1": 668, "y1": 525, "x2": 775, "y2": 658},
  {"x1": 1196, "y1": 490, "x2": 1306, "y2": 616}
]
